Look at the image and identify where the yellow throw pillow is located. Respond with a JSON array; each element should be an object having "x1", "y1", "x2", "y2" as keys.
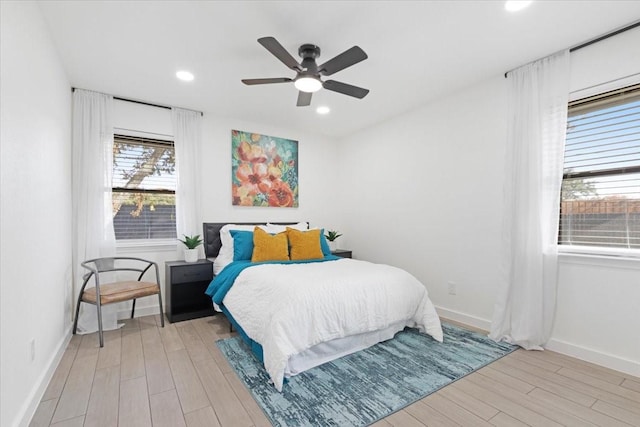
[
  {"x1": 287, "y1": 227, "x2": 324, "y2": 261},
  {"x1": 251, "y1": 227, "x2": 290, "y2": 262}
]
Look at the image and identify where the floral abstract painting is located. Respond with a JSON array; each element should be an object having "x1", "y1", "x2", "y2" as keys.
[{"x1": 231, "y1": 130, "x2": 299, "y2": 207}]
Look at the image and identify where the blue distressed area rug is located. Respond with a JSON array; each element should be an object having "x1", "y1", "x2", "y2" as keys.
[{"x1": 216, "y1": 323, "x2": 517, "y2": 426}]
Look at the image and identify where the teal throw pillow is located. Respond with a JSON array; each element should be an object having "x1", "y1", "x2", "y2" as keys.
[
  {"x1": 320, "y1": 229, "x2": 332, "y2": 256},
  {"x1": 231, "y1": 230, "x2": 254, "y2": 261}
]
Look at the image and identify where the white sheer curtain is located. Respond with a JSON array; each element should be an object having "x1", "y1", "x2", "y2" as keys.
[
  {"x1": 172, "y1": 107, "x2": 203, "y2": 257},
  {"x1": 490, "y1": 50, "x2": 570, "y2": 350},
  {"x1": 72, "y1": 89, "x2": 118, "y2": 333}
]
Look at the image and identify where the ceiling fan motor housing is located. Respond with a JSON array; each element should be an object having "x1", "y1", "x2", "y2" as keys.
[
  {"x1": 298, "y1": 44, "x2": 321, "y2": 73},
  {"x1": 298, "y1": 44, "x2": 321, "y2": 59}
]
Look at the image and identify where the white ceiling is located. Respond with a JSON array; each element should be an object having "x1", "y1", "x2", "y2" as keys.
[{"x1": 38, "y1": 1, "x2": 640, "y2": 138}]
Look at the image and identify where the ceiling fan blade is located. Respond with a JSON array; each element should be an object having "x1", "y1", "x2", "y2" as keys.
[
  {"x1": 323, "y1": 80, "x2": 369, "y2": 99},
  {"x1": 318, "y1": 46, "x2": 368, "y2": 76},
  {"x1": 296, "y1": 91, "x2": 312, "y2": 107},
  {"x1": 258, "y1": 37, "x2": 301, "y2": 71},
  {"x1": 242, "y1": 78, "x2": 293, "y2": 85}
]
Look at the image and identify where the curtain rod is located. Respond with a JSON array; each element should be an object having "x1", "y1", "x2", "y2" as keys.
[
  {"x1": 504, "y1": 20, "x2": 640, "y2": 78},
  {"x1": 71, "y1": 87, "x2": 203, "y2": 116}
]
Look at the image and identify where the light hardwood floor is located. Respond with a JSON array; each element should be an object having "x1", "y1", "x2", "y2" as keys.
[{"x1": 30, "y1": 315, "x2": 640, "y2": 426}]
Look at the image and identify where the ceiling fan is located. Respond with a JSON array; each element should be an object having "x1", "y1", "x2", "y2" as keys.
[{"x1": 242, "y1": 37, "x2": 370, "y2": 107}]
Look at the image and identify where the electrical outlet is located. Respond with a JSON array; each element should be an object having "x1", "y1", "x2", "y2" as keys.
[
  {"x1": 30, "y1": 339, "x2": 36, "y2": 362},
  {"x1": 447, "y1": 282, "x2": 457, "y2": 295}
]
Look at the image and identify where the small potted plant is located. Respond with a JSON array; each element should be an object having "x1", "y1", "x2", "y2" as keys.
[
  {"x1": 179, "y1": 234, "x2": 203, "y2": 263},
  {"x1": 325, "y1": 230, "x2": 342, "y2": 252}
]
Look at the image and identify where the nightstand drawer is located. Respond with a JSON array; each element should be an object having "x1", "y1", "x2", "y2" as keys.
[
  {"x1": 332, "y1": 249, "x2": 352, "y2": 258},
  {"x1": 171, "y1": 263, "x2": 212, "y2": 284}
]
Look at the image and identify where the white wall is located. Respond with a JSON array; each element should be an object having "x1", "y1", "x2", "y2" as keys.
[
  {"x1": 568, "y1": 26, "x2": 640, "y2": 97},
  {"x1": 0, "y1": 2, "x2": 72, "y2": 426},
  {"x1": 199, "y1": 115, "x2": 341, "y2": 228},
  {"x1": 114, "y1": 99, "x2": 342, "y2": 228},
  {"x1": 112, "y1": 102, "x2": 342, "y2": 317},
  {"x1": 338, "y1": 29, "x2": 640, "y2": 375},
  {"x1": 114, "y1": 99, "x2": 173, "y2": 140},
  {"x1": 338, "y1": 75, "x2": 508, "y2": 324},
  {"x1": 548, "y1": 27, "x2": 640, "y2": 375},
  {"x1": 553, "y1": 256, "x2": 639, "y2": 374}
]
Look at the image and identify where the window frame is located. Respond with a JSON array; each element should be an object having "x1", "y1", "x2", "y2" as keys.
[
  {"x1": 558, "y1": 83, "x2": 640, "y2": 259},
  {"x1": 112, "y1": 134, "x2": 177, "y2": 244}
]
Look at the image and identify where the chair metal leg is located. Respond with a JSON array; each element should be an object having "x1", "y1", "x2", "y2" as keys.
[
  {"x1": 157, "y1": 293, "x2": 165, "y2": 327},
  {"x1": 72, "y1": 294, "x2": 83, "y2": 335},
  {"x1": 96, "y1": 302, "x2": 104, "y2": 347},
  {"x1": 131, "y1": 299, "x2": 136, "y2": 319}
]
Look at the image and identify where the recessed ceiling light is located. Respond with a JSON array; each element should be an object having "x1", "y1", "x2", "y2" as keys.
[
  {"x1": 176, "y1": 70, "x2": 194, "y2": 82},
  {"x1": 316, "y1": 106, "x2": 330, "y2": 115},
  {"x1": 505, "y1": 0, "x2": 532, "y2": 12}
]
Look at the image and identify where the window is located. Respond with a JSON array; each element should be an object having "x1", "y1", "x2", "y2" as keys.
[
  {"x1": 559, "y1": 84, "x2": 640, "y2": 251},
  {"x1": 112, "y1": 135, "x2": 177, "y2": 240}
]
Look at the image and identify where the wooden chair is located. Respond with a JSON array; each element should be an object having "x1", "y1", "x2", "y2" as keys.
[{"x1": 73, "y1": 257, "x2": 164, "y2": 346}]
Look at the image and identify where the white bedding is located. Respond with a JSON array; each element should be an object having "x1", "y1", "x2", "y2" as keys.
[{"x1": 222, "y1": 257, "x2": 443, "y2": 391}]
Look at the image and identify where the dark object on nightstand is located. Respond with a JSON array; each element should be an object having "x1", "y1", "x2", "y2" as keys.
[
  {"x1": 165, "y1": 259, "x2": 215, "y2": 323},
  {"x1": 331, "y1": 249, "x2": 352, "y2": 258}
]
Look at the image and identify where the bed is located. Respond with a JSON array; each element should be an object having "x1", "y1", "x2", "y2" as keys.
[{"x1": 203, "y1": 222, "x2": 443, "y2": 391}]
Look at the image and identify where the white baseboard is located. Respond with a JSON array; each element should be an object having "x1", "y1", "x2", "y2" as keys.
[
  {"x1": 435, "y1": 305, "x2": 492, "y2": 332},
  {"x1": 545, "y1": 338, "x2": 640, "y2": 377},
  {"x1": 435, "y1": 305, "x2": 639, "y2": 377},
  {"x1": 17, "y1": 325, "x2": 72, "y2": 427}
]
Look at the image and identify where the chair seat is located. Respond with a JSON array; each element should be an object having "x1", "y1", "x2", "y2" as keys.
[{"x1": 82, "y1": 281, "x2": 160, "y2": 305}]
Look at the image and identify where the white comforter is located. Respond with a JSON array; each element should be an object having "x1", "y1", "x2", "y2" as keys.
[{"x1": 223, "y1": 258, "x2": 443, "y2": 391}]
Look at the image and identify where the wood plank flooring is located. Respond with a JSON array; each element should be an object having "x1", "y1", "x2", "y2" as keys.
[{"x1": 30, "y1": 315, "x2": 640, "y2": 426}]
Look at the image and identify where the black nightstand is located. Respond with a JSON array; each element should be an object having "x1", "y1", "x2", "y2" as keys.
[
  {"x1": 331, "y1": 249, "x2": 352, "y2": 258},
  {"x1": 165, "y1": 259, "x2": 215, "y2": 323}
]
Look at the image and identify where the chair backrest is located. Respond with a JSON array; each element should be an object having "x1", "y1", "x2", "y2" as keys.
[{"x1": 81, "y1": 257, "x2": 158, "y2": 283}]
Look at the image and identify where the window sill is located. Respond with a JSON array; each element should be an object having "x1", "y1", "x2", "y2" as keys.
[
  {"x1": 116, "y1": 239, "x2": 178, "y2": 254},
  {"x1": 558, "y1": 246, "x2": 640, "y2": 270}
]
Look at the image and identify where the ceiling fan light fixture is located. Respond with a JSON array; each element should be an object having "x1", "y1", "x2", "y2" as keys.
[{"x1": 294, "y1": 76, "x2": 322, "y2": 93}]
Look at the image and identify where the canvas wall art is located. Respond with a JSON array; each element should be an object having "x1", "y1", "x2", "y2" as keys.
[{"x1": 231, "y1": 130, "x2": 299, "y2": 207}]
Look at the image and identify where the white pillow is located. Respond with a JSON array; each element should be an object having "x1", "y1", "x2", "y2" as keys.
[
  {"x1": 213, "y1": 224, "x2": 268, "y2": 274},
  {"x1": 266, "y1": 222, "x2": 309, "y2": 233}
]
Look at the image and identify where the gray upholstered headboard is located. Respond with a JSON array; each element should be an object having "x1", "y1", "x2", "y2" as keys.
[{"x1": 202, "y1": 222, "x2": 307, "y2": 258}]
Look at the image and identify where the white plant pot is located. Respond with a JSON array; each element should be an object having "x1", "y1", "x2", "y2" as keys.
[
  {"x1": 328, "y1": 240, "x2": 338, "y2": 252},
  {"x1": 184, "y1": 248, "x2": 199, "y2": 263}
]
